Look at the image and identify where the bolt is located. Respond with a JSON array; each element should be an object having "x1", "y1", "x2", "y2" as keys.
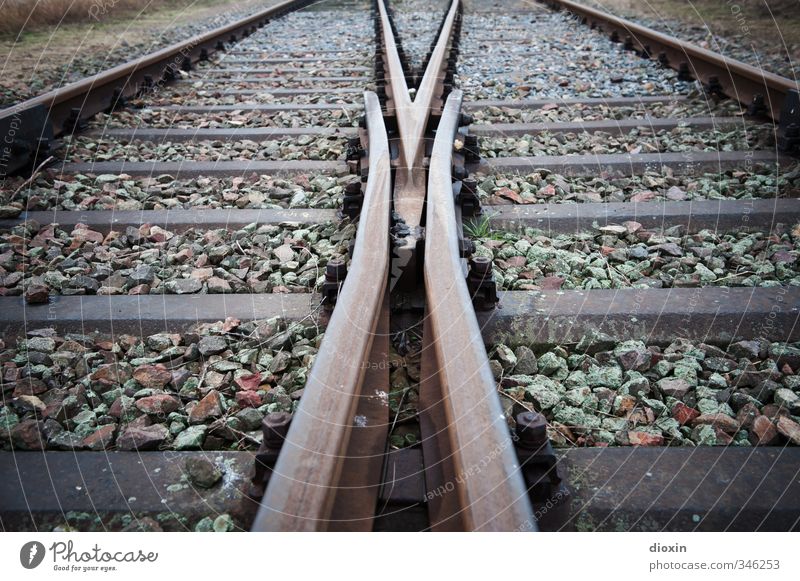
[
  {"x1": 469, "y1": 255, "x2": 492, "y2": 278},
  {"x1": 678, "y1": 61, "x2": 692, "y2": 81},
  {"x1": 262, "y1": 412, "x2": 292, "y2": 449},
  {"x1": 515, "y1": 411, "x2": 548, "y2": 449},
  {"x1": 326, "y1": 258, "x2": 348, "y2": 282}
]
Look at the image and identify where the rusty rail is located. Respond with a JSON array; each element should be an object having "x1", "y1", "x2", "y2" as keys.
[
  {"x1": 251, "y1": 91, "x2": 391, "y2": 531},
  {"x1": 540, "y1": 0, "x2": 799, "y2": 126},
  {"x1": 419, "y1": 90, "x2": 535, "y2": 531}
]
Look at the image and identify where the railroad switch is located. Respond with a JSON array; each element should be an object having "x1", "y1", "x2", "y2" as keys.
[
  {"x1": 514, "y1": 411, "x2": 571, "y2": 531},
  {"x1": 466, "y1": 256, "x2": 499, "y2": 310},
  {"x1": 250, "y1": 412, "x2": 292, "y2": 501},
  {"x1": 322, "y1": 258, "x2": 348, "y2": 309}
]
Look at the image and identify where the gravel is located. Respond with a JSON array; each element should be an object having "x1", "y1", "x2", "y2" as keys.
[
  {"x1": 141, "y1": 87, "x2": 366, "y2": 107},
  {"x1": 87, "y1": 107, "x2": 361, "y2": 130},
  {"x1": 479, "y1": 126, "x2": 772, "y2": 158},
  {"x1": 458, "y1": 11, "x2": 693, "y2": 100},
  {"x1": 2, "y1": 172, "x2": 354, "y2": 212},
  {"x1": 0, "y1": 317, "x2": 324, "y2": 452},
  {"x1": 491, "y1": 336, "x2": 800, "y2": 447},
  {"x1": 0, "y1": 220, "x2": 354, "y2": 297},
  {"x1": 232, "y1": 7, "x2": 374, "y2": 56},
  {"x1": 389, "y1": 0, "x2": 453, "y2": 76},
  {"x1": 64, "y1": 135, "x2": 346, "y2": 162},
  {"x1": 472, "y1": 164, "x2": 800, "y2": 205},
  {"x1": 471, "y1": 93, "x2": 745, "y2": 124},
  {"x1": 470, "y1": 223, "x2": 800, "y2": 290}
]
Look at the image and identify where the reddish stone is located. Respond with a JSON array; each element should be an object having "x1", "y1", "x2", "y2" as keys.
[
  {"x1": 82, "y1": 424, "x2": 117, "y2": 450},
  {"x1": 505, "y1": 256, "x2": 527, "y2": 268},
  {"x1": 95, "y1": 340, "x2": 114, "y2": 351},
  {"x1": 135, "y1": 394, "x2": 181, "y2": 416},
  {"x1": 691, "y1": 413, "x2": 740, "y2": 434},
  {"x1": 761, "y1": 404, "x2": 790, "y2": 421},
  {"x1": 750, "y1": 415, "x2": 779, "y2": 446},
  {"x1": 116, "y1": 424, "x2": 169, "y2": 451},
  {"x1": 495, "y1": 187, "x2": 524, "y2": 204},
  {"x1": 538, "y1": 276, "x2": 565, "y2": 290},
  {"x1": 536, "y1": 184, "x2": 556, "y2": 198},
  {"x1": 630, "y1": 190, "x2": 657, "y2": 203},
  {"x1": 10, "y1": 420, "x2": 45, "y2": 450},
  {"x1": 70, "y1": 225, "x2": 104, "y2": 247},
  {"x1": 672, "y1": 402, "x2": 700, "y2": 426},
  {"x1": 714, "y1": 428, "x2": 734, "y2": 445},
  {"x1": 776, "y1": 416, "x2": 800, "y2": 445},
  {"x1": 189, "y1": 390, "x2": 223, "y2": 424},
  {"x1": 12, "y1": 376, "x2": 49, "y2": 397},
  {"x1": 235, "y1": 391, "x2": 262, "y2": 408},
  {"x1": 623, "y1": 221, "x2": 643, "y2": 234},
  {"x1": 90, "y1": 363, "x2": 131, "y2": 390},
  {"x1": 133, "y1": 364, "x2": 172, "y2": 389},
  {"x1": 128, "y1": 284, "x2": 150, "y2": 295},
  {"x1": 627, "y1": 431, "x2": 664, "y2": 446},
  {"x1": 614, "y1": 395, "x2": 637, "y2": 416},
  {"x1": 235, "y1": 372, "x2": 262, "y2": 391},
  {"x1": 24, "y1": 284, "x2": 50, "y2": 304}
]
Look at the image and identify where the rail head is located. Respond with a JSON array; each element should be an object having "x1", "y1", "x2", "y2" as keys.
[
  {"x1": 251, "y1": 91, "x2": 391, "y2": 531},
  {"x1": 423, "y1": 89, "x2": 536, "y2": 532}
]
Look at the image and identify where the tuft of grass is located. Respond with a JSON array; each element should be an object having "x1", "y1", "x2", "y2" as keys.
[
  {"x1": 463, "y1": 212, "x2": 505, "y2": 240},
  {"x1": 463, "y1": 214, "x2": 493, "y2": 239}
]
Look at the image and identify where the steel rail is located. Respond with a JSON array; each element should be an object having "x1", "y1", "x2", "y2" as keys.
[
  {"x1": 0, "y1": 0, "x2": 313, "y2": 174},
  {"x1": 540, "y1": 0, "x2": 798, "y2": 122},
  {"x1": 421, "y1": 89, "x2": 536, "y2": 531},
  {"x1": 376, "y1": 0, "x2": 460, "y2": 230},
  {"x1": 251, "y1": 91, "x2": 391, "y2": 531}
]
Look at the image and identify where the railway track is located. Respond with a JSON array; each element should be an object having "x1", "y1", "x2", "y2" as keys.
[{"x1": 1, "y1": 0, "x2": 800, "y2": 532}]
